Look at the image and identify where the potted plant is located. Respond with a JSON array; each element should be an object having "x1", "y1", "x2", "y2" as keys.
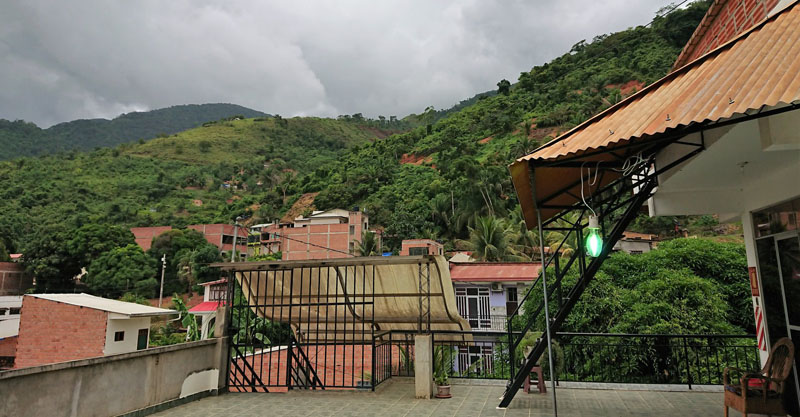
[
  {"x1": 433, "y1": 346, "x2": 453, "y2": 398},
  {"x1": 356, "y1": 371, "x2": 372, "y2": 391}
]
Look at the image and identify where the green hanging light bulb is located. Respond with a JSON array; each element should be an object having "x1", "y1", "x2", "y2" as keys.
[{"x1": 585, "y1": 215, "x2": 603, "y2": 257}]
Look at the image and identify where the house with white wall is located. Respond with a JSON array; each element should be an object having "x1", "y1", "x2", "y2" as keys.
[{"x1": 14, "y1": 293, "x2": 176, "y2": 368}]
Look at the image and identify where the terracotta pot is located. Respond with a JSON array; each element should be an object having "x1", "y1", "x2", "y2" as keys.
[{"x1": 435, "y1": 384, "x2": 452, "y2": 399}]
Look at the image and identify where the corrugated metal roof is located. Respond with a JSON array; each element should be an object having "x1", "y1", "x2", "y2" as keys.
[
  {"x1": 29, "y1": 293, "x2": 177, "y2": 317},
  {"x1": 510, "y1": 0, "x2": 800, "y2": 228},
  {"x1": 449, "y1": 263, "x2": 541, "y2": 282},
  {"x1": 189, "y1": 301, "x2": 222, "y2": 313},
  {"x1": 517, "y1": 0, "x2": 800, "y2": 163}
]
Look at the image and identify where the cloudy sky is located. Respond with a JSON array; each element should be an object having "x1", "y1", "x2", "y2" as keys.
[{"x1": 0, "y1": 0, "x2": 672, "y2": 127}]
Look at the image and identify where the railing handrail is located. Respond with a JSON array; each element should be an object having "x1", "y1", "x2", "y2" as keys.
[{"x1": 555, "y1": 332, "x2": 757, "y2": 339}]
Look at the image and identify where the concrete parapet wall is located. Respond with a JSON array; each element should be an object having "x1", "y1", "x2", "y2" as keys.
[{"x1": 0, "y1": 338, "x2": 225, "y2": 417}]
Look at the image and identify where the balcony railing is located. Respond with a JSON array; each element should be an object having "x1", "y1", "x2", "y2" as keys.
[
  {"x1": 386, "y1": 330, "x2": 759, "y2": 388},
  {"x1": 460, "y1": 314, "x2": 507, "y2": 331}
]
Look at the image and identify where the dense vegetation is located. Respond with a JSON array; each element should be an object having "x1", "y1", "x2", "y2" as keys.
[{"x1": 0, "y1": 103, "x2": 267, "y2": 160}]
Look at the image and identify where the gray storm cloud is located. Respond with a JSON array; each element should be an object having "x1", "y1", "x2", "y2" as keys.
[{"x1": 0, "y1": 0, "x2": 670, "y2": 127}]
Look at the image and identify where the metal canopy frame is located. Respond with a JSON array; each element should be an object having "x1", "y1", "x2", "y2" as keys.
[{"x1": 216, "y1": 255, "x2": 471, "y2": 392}]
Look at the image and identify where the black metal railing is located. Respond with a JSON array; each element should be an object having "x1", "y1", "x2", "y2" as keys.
[
  {"x1": 554, "y1": 333, "x2": 760, "y2": 388},
  {"x1": 460, "y1": 315, "x2": 508, "y2": 332},
  {"x1": 386, "y1": 330, "x2": 759, "y2": 388}
]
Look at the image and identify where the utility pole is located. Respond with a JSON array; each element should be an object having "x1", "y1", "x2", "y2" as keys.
[{"x1": 158, "y1": 254, "x2": 166, "y2": 308}]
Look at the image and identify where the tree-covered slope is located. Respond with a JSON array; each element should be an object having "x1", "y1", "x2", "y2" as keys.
[
  {"x1": 0, "y1": 103, "x2": 267, "y2": 160},
  {"x1": 0, "y1": 116, "x2": 397, "y2": 254}
]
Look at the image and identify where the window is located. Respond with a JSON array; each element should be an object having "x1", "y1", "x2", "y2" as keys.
[
  {"x1": 409, "y1": 247, "x2": 428, "y2": 256},
  {"x1": 222, "y1": 235, "x2": 234, "y2": 244},
  {"x1": 349, "y1": 225, "x2": 355, "y2": 235},
  {"x1": 137, "y1": 329, "x2": 148, "y2": 350},
  {"x1": 114, "y1": 331, "x2": 124, "y2": 342},
  {"x1": 455, "y1": 287, "x2": 491, "y2": 329}
]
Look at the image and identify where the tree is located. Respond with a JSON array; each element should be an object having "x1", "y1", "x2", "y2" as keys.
[
  {"x1": 68, "y1": 224, "x2": 136, "y2": 269},
  {"x1": 0, "y1": 240, "x2": 9, "y2": 262},
  {"x1": 356, "y1": 230, "x2": 379, "y2": 256},
  {"x1": 463, "y1": 216, "x2": 520, "y2": 261},
  {"x1": 85, "y1": 244, "x2": 158, "y2": 298},
  {"x1": 497, "y1": 79, "x2": 511, "y2": 95},
  {"x1": 23, "y1": 224, "x2": 82, "y2": 292},
  {"x1": 148, "y1": 228, "x2": 219, "y2": 295}
]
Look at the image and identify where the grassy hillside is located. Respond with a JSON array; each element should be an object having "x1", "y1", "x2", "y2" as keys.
[
  {"x1": 0, "y1": 103, "x2": 267, "y2": 160},
  {"x1": 0, "y1": 116, "x2": 397, "y2": 254}
]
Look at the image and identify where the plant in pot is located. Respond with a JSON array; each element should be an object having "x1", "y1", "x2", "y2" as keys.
[
  {"x1": 433, "y1": 345, "x2": 453, "y2": 398},
  {"x1": 356, "y1": 371, "x2": 372, "y2": 391}
]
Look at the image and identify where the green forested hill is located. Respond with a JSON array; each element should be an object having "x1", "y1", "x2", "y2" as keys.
[
  {"x1": 0, "y1": 103, "x2": 267, "y2": 160},
  {"x1": 0, "y1": 116, "x2": 398, "y2": 255}
]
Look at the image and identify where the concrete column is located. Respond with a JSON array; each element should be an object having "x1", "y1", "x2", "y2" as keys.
[
  {"x1": 414, "y1": 334, "x2": 434, "y2": 399},
  {"x1": 214, "y1": 305, "x2": 230, "y2": 391}
]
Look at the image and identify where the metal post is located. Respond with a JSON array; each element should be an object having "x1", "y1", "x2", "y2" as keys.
[
  {"x1": 158, "y1": 254, "x2": 166, "y2": 308},
  {"x1": 683, "y1": 336, "x2": 693, "y2": 390},
  {"x1": 536, "y1": 207, "x2": 558, "y2": 417}
]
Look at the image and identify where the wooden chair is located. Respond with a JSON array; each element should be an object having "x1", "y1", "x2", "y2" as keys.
[{"x1": 724, "y1": 337, "x2": 795, "y2": 417}]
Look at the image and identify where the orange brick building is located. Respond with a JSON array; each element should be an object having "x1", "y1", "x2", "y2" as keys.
[
  {"x1": 13, "y1": 294, "x2": 175, "y2": 369},
  {"x1": 131, "y1": 224, "x2": 248, "y2": 255},
  {"x1": 399, "y1": 239, "x2": 443, "y2": 256},
  {"x1": 280, "y1": 209, "x2": 377, "y2": 260}
]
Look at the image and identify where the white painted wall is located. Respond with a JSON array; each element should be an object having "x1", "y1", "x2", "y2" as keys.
[{"x1": 104, "y1": 317, "x2": 152, "y2": 355}]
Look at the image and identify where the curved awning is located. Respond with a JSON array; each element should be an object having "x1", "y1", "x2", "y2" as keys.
[{"x1": 213, "y1": 255, "x2": 472, "y2": 343}]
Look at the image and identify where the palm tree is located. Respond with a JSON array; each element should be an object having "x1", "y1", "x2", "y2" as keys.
[
  {"x1": 356, "y1": 230, "x2": 378, "y2": 256},
  {"x1": 462, "y1": 216, "x2": 522, "y2": 261}
]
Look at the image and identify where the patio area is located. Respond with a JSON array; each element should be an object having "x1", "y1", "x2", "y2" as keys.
[{"x1": 151, "y1": 379, "x2": 745, "y2": 417}]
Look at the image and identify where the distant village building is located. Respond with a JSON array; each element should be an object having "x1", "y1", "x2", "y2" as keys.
[
  {"x1": 13, "y1": 294, "x2": 176, "y2": 368},
  {"x1": 612, "y1": 231, "x2": 659, "y2": 254},
  {"x1": 449, "y1": 262, "x2": 541, "y2": 332},
  {"x1": 188, "y1": 278, "x2": 227, "y2": 340},
  {"x1": 0, "y1": 296, "x2": 22, "y2": 369},
  {"x1": 399, "y1": 239, "x2": 443, "y2": 256},
  {"x1": 131, "y1": 224, "x2": 248, "y2": 256},
  {"x1": 0, "y1": 261, "x2": 32, "y2": 296},
  {"x1": 279, "y1": 209, "x2": 379, "y2": 261}
]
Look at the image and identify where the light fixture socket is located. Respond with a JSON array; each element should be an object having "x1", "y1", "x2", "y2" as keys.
[{"x1": 588, "y1": 215, "x2": 599, "y2": 229}]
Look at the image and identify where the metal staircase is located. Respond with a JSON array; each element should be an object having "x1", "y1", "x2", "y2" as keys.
[{"x1": 498, "y1": 167, "x2": 660, "y2": 408}]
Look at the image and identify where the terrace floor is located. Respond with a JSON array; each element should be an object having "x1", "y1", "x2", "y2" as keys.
[{"x1": 152, "y1": 379, "x2": 747, "y2": 417}]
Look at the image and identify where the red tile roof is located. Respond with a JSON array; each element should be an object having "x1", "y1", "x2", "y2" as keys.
[
  {"x1": 189, "y1": 301, "x2": 222, "y2": 313},
  {"x1": 449, "y1": 262, "x2": 541, "y2": 282},
  {"x1": 199, "y1": 278, "x2": 227, "y2": 287}
]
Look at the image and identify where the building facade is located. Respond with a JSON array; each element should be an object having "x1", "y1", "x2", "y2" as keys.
[
  {"x1": 188, "y1": 278, "x2": 227, "y2": 339},
  {"x1": 449, "y1": 262, "x2": 541, "y2": 332},
  {"x1": 399, "y1": 239, "x2": 444, "y2": 256},
  {"x1": 131, "y1": 224, "x2": 248, "y2": 256},
  {"x1": 13, "y1": 294, "x2": 175, "y2": 368},
  {"x1": 0, "y1": 262, "x2": 32, "y2": 296},
  {"x1": 280, "y1": 209, "x2": 378, "y2": 260},
  {"x1": 612, "y1": 231, "x2": 659, "y2": 254}
]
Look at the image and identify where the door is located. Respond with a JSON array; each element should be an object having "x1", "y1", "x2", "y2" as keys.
[
  {"x1": 506, "y1": 287, "x2": 518, "y2": 316},
  {"x1": 455, "y1": 287, "x2": 490, "y2": 329},
  {"x1": 756, "y1": 232, "x2": 800, "y2": 413},
  {"x1": 137, "y1": 329, "x2": 149, "y2": 350}
]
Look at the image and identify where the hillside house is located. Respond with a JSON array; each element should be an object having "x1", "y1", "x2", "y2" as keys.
[
  {"x1": 449, "y1": 262, "x2": 541, "y2": 332},
  {"x1": 612, "y1": 231, "x2": 659, "y2": 254},
  {"x1": 279, "y1": 208, "x2": 381, "y2": 260},
  {"x1": 399, "y1": 239, "x2": 444, "y2": 256},
  {"x1": 188, "y1": 278, "x2": 227, "y2": 339},
  {"x1": 13, "y1": 293, "x2": 176, "y2": 368},
  {"x1": 131, "y1": 224, "x2": 249, "y2": 256}
]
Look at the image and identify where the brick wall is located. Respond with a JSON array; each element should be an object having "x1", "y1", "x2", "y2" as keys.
[
  {"x1": 281, "y1": 224, "x2": 353, "y2": 260},
  {"x1": 0, "y1": 262, "x2": 32, "y2": 295},
  {"x1": 0, "y1": 335, "x2": 17, "y2": 357},
  {"x1": 130, "y1": 226, "x2": 172, "y2": 251},
  {"x1": 14, "y1": 296, "x2": 108, "y2": 368},
  {"x1": 675, "y1": 0, "x2": 780, "y2": 68},
  {"x1": 232, "y1": 344, "x2": 375, "y2": 392}
]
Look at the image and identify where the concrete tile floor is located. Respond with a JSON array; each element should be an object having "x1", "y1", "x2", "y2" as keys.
[{"x1": 151, "y1": 379, "x2": 753, "y2": 416}]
